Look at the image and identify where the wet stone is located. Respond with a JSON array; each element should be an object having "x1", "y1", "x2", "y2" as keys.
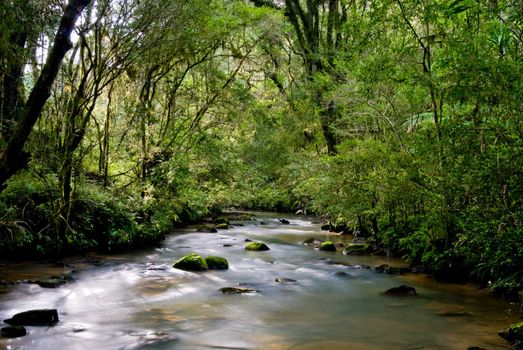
[
  {"x1": 1, "y1": 325, "x2": 27, "y2": 338},
  {"x1": 220, "y1": 287, "x2": 259, "y2": 294},
  {"x1": 384, "y1": 285, "x2": 417, "y2": 297},
  {"x1": 4, "y1": 309, "x2": 59, "y2": 326}
]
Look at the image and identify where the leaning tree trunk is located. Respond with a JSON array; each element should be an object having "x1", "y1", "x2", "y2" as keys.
[{"x1": 0, "y1": 0, "x2": 91, "y2": 191}]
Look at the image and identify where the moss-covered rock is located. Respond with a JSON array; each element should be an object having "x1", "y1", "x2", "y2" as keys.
[
  {"x1": 205, "y1": 256, "x2": 229, "y2": 270},
  {"x1": 499, "y1": 322, "x2": 523, "y2": 347},
  {"x1": 212, "y1": 217, "x2": 230, "y2": 225},
  {"x1": 343, "y1": 243, "x2": 372, "y2": 255},
  {"x1": 215, "y1": 223, "x2": 229, "y2": 229},
  {"x1": 173, "y1": 254, "x2": 208, "y2": 271},
  {"x1": 196, "y1": 225, "x2": 217, "y2": 233},
  {"x1": 317, "y1": 241, "x2": 336, "y2": 252},
  {"x1": 245, "y1": 242, "x2": 270, "y2": 251}
]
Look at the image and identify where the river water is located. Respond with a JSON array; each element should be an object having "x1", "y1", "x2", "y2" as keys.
[{"x1": 0, "y1": 213, "x2": 517, "y2": 349}]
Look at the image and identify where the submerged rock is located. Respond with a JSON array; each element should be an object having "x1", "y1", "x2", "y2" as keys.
[
  {"x1": 196, "y1": 225, "x2": 217, "y2": 233},
  {"x1": 34, "y1": 275, "x2": 69, "y2": 288},
  {"x1": 245, "y1": 242, "x2": 270, "y2": 251},
  {"x1": 303, "y1": 237, "x2": 324, "y2": 245},
  {"x1": 343, "y1": 243, "x2": 372, "y2": 255},
  {"x1": 220, "y1": 287, "x2": 258, "y2": 294},
  {"x1": 0, "y1": 325, "x2": 26, "y2": 338},
  {"x1": 374, "y1": 264, "x2": 411, "y2": 275},
  {"x1": 317, "y1": 241, "x2": 336, "y2": 252},
  {"x1": 499, "y1": 322, "x2": 523, "y2": 347},
  {"x1": 173, "y1": 254, "x2": 208, "y2": 271},
  {"x1": 275, "y1": 277, "x2": 297, "y2": 284},
  {"x1": 278, "y1": 218, "x2": 290, "y2": 224},
  {"x1": 384, "y1": 285, "x2": 417, "y2": 296},
  {"x1": 4, "y1": 309, "x2": 59, "y2": 326},
  {"x1": 205, "y1": 256, "x2": 229, "y2": 270}
]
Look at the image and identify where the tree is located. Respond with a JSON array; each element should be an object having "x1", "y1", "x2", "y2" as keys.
[{"x1": 0, "y1": 0, "x2": 92, "y2": 191}]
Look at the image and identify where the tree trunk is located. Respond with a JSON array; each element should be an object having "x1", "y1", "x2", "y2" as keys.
[{"x1": 0, "y1": 0, "x2": 91, "y2": 191}]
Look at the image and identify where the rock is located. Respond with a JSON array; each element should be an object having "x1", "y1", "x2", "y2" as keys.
[
  {"x1": 173, "y1": 254, "x2": 208, "y2": 271},
  {"x1": 221, "y1": 244, "x2": 233, "y2": 247},
  {"x1": 335, "y1": 242, "x2": 345, "y2": 248},
  {"x1": 334, "y1": 271, "x2": 349, "y2": 277},
  {"x1": 1, "y1": 326, "x2": 27, "y2": 338},
  {"x1": 499, "y1": 322, "x2": 523, "y2": 346},
  {"x1": 205, "y1": 256, "x2": 229, "y2": 270},
  {"x1": 220, "y1": 287, "x2": 259, "y2": 294},
  {"x1": 320, "y1": 223, "x2": 331, "y2": 231},
  {"x1": 215, "y1": 223, "x2": 229, "y2": 229},
  {"x1": 343, "y1": 243, "x2": 372, "y2": 255},
  {"x1": 259, "y1": 221, "x2": 267, "y2": 225},
  {"x1": 245, "y1": 242, "x2": 270, "y2": 251},
  {"x1": 278, "y1": 218, "x2": 290, "y2": 224},
  {"x1": 384, "y1": 285, "x2": 417, "y2": 296},
  {"x1": 196, "y1": 225, "x2": 217, "y2": 233},
  {"x1": 4, "y1": 309, "x2": 59, "y2": 326},
  {"x1": 212, "y1": 217, "x2": 229, "y2": 225},
  {"x1": 374, "y1": 264, "x2": 411, "y2": 275},
  {"x1": 275, "y1": 277, "x2": 297, "y2": 284},
  {"x1": 317, "y1": 241, "x2": 336, "y2": 252},
  {"x1": 303, "y1": 237, "x2": 323, "y2": 245},
  {"x1": 244, "y1": 238, "x2": 253, "y2": 242},
  {"x1": 34, "y1": 275, "x2": 69, "y2": 288}
]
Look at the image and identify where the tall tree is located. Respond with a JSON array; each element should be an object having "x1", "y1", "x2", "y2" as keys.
[{"x1": 0, "y1": 0, "x2": 92, "y2": 191}]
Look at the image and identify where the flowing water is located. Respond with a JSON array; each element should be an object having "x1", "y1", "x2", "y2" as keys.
[{"x1": 0, "y1": 213, "x2": 518, "y2": 349}]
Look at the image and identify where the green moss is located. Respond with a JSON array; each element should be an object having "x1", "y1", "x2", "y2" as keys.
[
  {"x1": 343, "y1": 243, "x2": 372, "y2": 255},
  {"x1": 245, "y1": 242, "x2": 270, "y2": 251},
  {"x1": 318, "y1": 241, "x2": 336, "y2": 252},
  {"x1": 173, "y1": 254, "x2": 208, "y2": 271},
  {"x1": 215, "y1": 223, "x2": 229, "y2": 229},
  {"x1": 205, "y1": 256, "x2": 229, "y2": 270}
]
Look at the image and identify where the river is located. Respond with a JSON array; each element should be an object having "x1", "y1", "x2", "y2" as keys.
[{"x1": 0, "y1": 213, "x2": 517, "y2": 349}]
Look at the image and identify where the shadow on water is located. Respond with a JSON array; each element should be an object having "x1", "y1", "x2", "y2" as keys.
[{"x1": 0, "y1": 212, "x2": 517, "y2": 349}]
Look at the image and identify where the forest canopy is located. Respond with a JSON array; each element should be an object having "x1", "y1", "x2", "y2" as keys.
[{"x1": 1, "y1": 0, "x2": 522, "y2": 299}]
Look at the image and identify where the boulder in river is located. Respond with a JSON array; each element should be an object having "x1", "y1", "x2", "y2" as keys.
[
  {"x1": 173, "y1": 254, "x2": 208, "y2": 271},
  {"x1": 384, "y1": 285, "x2": 417, "y2": 296},
  {"x1": 1, "y1": 325, "x2": 27, "y2": 338},
  {"x1": 245, "y1": 242, "x2": 270, "y2": 251},
  {"x1": 343, "y1": 243, "x2": 372, "y2": 255},
  {"x1": 275, "y1": 277, "x2": 297, "y2": 284},
  {"x1": 212, "y1": 217, "x2": 230, "y2": 225},
  {"x1": 196, "y1": 225, "x2": 217, "y2": 233},
  {"x1": 278, "y1": 218, "x2": 290, "y2": 224},
  {"x1": 317, "y1": 241, "x2": 336, "y2": 252},
  {"x1": 205, "y1": 256, "x2": 229, "y2": 270},
  {"x1": 320, "y1": 223, "x2": 331, "y2": 231},
  {"x1": 499, "y1": 322, "x2": 523, "y2": 347},
  {"x1": 215, "y1": 223, "x2": 229, "y2": 229},
  {"x1": 220, "y1": 287, "x2": 259, "y2": 294},
  {"x1": 34, "y1": 275, "x2": 69, "y2": 288},
  {"x1": 4, "y1": 309, "x2": 59, "y2": 326}
]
